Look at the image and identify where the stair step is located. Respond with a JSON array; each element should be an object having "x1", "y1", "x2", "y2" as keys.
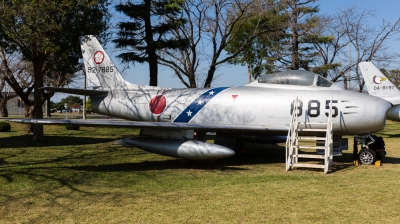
[
  {"x1": 298, "y1": 122, "x2": 329, "y2": 125},
  {"x1": 297, "y1": 136, "x2": 326, "y2": 141},
  {"x1": 298, "y1": 128, "x2": 327, "y2": 132},
  {"x1": 297, "y1": 146, "x2": 327, "y2": 149},
  {"x1": 296, "y1": 154, "x2": 325, "y2": 159},
  {"x1": 292, "y1": 163, "x2": 325, "y2": 169}
]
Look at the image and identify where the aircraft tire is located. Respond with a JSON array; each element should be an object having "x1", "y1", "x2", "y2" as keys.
[{"x1": 358, "y1": 149, "x2": 377, "y2": 165}]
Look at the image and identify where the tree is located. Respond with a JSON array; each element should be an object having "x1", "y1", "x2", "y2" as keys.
[
  {"x1": 382, "y1": 68, "x2": 400, "y2": 89},
  {"x1": 0, "y1": 46, "x2": 32, "y2": 118},
  {"x1": 0, "y1": 47, "x2": 19, "y2": 117},
  {"x1": 0, "y1": 0, "x2": 110, "y2": 139},
  {"x1": 0, "y1": 78, "x2": 17, "y2": 117},
  {"x1": 114, "y1": 0, "x2": 188, "y2": 86},
  {"x1": 86, "y1": 97, "x2": 93, "y2": 113},
  {"x1": 225, "y1": 0, "x2": 288, "y2": 82},
  {"x1": 159, "y1": 0, "x2": 274, "y2": 87},
  {"x1": 215, "y1": 0, "x2": 330, "y2": 85},
  {"x1": 312, "y1": 6, "x2": 400, "y2": 91},
  {"x1": 55, "y1": 96, "x2": 83, "y2": 111},
  {"x1": 280, "y1": 0, "x2": 323, "y2": 70}
]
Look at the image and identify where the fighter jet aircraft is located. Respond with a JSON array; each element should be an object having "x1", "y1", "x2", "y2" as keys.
[{"x1": 9, "y1": 36, "x2": 392, "y2": 161}]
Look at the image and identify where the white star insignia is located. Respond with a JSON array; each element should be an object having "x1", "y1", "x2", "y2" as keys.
[
  {"x1": 209, "y1": 90, "x2": 215, "y2": 95},
  {"x1": 197, "y1": 100, "x2": 203, "y2": 105},
  {"x1": 186, "y1": 110, "x2": 192, "y2": 116}
]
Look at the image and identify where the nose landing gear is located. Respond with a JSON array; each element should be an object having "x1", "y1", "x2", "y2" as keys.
[{"x1": 353, "y1": 135, "x2": 386, "y2": 165}]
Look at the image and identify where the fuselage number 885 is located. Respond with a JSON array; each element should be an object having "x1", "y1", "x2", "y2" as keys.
[{"x1": 290, "y1": 100, "x2": 338, "y2": 118}]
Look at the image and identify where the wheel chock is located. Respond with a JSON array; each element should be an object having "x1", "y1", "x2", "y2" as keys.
[
  {"x1": 375, "y1": 160, "x2": 381, "y2": 167},
  {"x1": 353, "y1": 160, "x2": 359, "y2": 166}
]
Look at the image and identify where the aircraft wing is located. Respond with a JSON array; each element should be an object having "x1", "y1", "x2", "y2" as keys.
[
  {"x1": 8, "y1": 118, "x2": 284, "y2": 133},
  {"x1": 41, "y1": 87, "x2": 108, "y2": 96}
]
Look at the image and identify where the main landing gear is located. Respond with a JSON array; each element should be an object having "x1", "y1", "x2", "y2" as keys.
[{"x1": 353, "y1": 135, "x2": 386, "y2": 165}]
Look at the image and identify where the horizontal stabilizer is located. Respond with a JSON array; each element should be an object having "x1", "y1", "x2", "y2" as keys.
[{"x1": 41, "y1": 87, "x2": 108, "y2": 96}]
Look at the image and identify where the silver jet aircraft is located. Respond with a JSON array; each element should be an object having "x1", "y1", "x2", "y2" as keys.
[{"x1": 10, "y1": 35, "x2": 392, "y2": 160}]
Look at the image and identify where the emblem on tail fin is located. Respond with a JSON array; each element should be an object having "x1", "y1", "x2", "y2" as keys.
[
  {"x1": 94, "y1": 51, "x2": 104, "y2": 64},
  {"x1": 373, "y1": 76, "x2": 386, "y2": 84}
]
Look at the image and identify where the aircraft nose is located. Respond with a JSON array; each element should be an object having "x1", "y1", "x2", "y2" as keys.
[{"x1": 372, "y1": 97, "x2": 392, "y2": 129}]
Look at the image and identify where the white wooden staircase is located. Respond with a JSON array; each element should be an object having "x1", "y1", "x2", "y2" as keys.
[{"x1": 286, "y1": 98, "x2": 334, "y2": 174}]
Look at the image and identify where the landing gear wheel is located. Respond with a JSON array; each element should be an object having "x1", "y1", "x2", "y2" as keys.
[{"x1": 358, "y1": 149, "x2": 377, "y2": 165}]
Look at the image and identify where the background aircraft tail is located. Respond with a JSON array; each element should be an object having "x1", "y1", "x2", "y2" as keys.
[
  {"x1": 359, "y1": 61, "x2": 400, "y2": 105},
  {"x1": 80, "y1": 35, "x2": 161, "y2": 90}
]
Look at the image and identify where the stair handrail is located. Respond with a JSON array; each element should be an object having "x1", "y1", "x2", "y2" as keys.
[{"x1": 286, "y1": 97, "x2": 299, "y2": 171}]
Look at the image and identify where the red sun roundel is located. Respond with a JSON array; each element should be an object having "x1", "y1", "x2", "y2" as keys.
[
  {"x1": 149, "y1": 95, "x2": 166, "y2": 115},
  {"x1": 93, "y1": 51, "x2": 104, "y2": 64}
]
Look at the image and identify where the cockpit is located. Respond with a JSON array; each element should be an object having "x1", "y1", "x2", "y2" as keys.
[{"x1": 257, "y1": 70, "x2": 333, "y2": 87}]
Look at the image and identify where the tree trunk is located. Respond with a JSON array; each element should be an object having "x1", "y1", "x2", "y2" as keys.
[
  {"x1": 32, "y1": 61, "x2": 44, "y2": 141},
  {"x1": 290, "y1": 1, "x2": 300, "y2": 70},
  {"x1": 144, "y1": 0, "x2": 158, "y2": 86},
  {"x1": 23, "y1": 104, "x2": 34, "y2": 134},
  {"x1": 247, "y1": 61, "x2": 252, "y2": 83},
  {"x1": 46, "y1": 99, "x2": 51, "y2": 117},
  {"x1": 0, "y1": 97, "x2": 8, "y2": 117},
  {"x1": 188, "y1": 70, "x2": 197, "y2": 88},
  {"x1": 204, "y1": 64, "x2": 217, "y2": 88}
]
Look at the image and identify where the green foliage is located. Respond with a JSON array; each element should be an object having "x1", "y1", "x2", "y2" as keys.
[
  {"x1": 0, "y1": 0, "x2": 110, "y2": 139},
  {"x1": 226, "y1": 0, "x2": 288, "y2": 79},
  {"x1": 381, "y1": 68, "x2": 400, "y2": 89},
  {"x1": 0, "y1": 121, "x2": 11, "y2": 132},
  {"x1": 114, "y1": 0, "x2": 188, "y2": 85},
  {"x1": 0, "y1": 0, "x2": 110, "y2": 76},
  {"x1": 55, "y1": 96, "x2": 83, "y2": 110},
  {"x1": 86, "y1": 97, "x2": 92, "y2": 112},
  {"x1": 226, "y1": 0, "x2": 335, "y2": 77},
  {"x1": 65, "y1": 125, "x2": 80, "y2": 130},
  {"x1": 312, "y1": 63, "x2": 342, "y2": 76}
]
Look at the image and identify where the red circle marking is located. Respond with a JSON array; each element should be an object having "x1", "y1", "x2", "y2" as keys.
[
  {"x1": 94, "y1": 51, "x2": 104, "y2": 64},
  {"x1": 373, "y1": 76, "x2": 382, "y2": 84},
  {"x1": 149, "y1": 95, "x2": 166, "y2": 115}
]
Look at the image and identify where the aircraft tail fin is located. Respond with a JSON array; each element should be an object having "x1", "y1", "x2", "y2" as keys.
[
  {"x1": 80, "y1": 35, "x2": 160, "y2": 90},
  {"x1": 359, "y1": 61, "x2": 400, "y2": 104}
]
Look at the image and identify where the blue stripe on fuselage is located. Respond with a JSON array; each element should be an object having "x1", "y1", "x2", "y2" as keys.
[{"x1": 173, "y1": 87, "x2": 230, "y2": 123}]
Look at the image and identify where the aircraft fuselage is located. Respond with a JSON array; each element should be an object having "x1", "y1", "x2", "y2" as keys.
[{"x1": 91, "y1": 84, "x2": 390, "y2": 136}]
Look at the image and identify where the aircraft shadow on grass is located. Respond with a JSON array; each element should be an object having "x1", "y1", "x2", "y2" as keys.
[
  {"x1": 66, "y1": 143, "x2": 288, "y2": 172},
  {"x1": 66, "y1": 143, "x2": 396, "y2": 173},
  {"x1": 380, "y1": 133, "x2": 400, "y2": 138},
  {"x1": 1, "y1": 135, "x2": 117, "y2": 149}
]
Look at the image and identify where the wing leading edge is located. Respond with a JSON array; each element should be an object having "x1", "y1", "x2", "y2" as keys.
[
  {"x1": 8, "y1": 118, "x2": 284, "y2": 133},
  {"x1": 41, "y1": 87, "x2": 108, "y2": 96}
]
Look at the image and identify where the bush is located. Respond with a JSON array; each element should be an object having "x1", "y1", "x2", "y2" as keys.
[
  {"x1": 0, "y1": 121, "x2": 11, "y2": 132},
  {"x1": 65, "y1": 125, "x2": 80, "y2": 130}
]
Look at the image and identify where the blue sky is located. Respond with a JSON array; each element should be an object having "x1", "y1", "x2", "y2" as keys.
[{"x1": 55, "y1": 0, "x2": 400, "y2": 101}]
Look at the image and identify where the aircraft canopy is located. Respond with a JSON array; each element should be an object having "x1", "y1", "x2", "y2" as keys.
[{"x1": 258, "y1": 70, "x2": 332, "y2": 87}]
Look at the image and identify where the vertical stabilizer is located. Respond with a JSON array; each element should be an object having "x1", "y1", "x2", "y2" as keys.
[
  {"x1": 80, "y1": 35, "x2": 162, "y2": 90},
  {"x1": 359, "y1": 61, "x2": 400, "y2": 105}
]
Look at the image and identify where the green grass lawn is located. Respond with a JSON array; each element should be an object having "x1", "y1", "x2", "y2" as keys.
[{"x1": 1, "y1": 121, "x2": 400, "y2": 223}]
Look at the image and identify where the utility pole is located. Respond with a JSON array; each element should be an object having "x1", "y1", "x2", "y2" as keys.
[
  {"x1": 348, "y1": 43, "x2": 351, "y2": 90},
  {"x1": 83, "y1": 70, "x2": 86, "y2": 120}
]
